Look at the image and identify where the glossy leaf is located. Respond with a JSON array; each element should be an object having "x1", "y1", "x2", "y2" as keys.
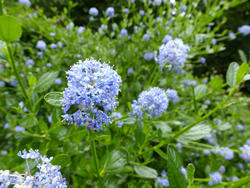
[
  {"x1": 34, "y1": 72, "x2": 58, "y2": 93},
  {"x1": 226, "y1": 62, "x2": 239, "y2": 88},
  {"x1": 44, "y1": 92, "x2": 63, "y2": 107},
  {"x1": 134, "y1": 165, "x2": 158, "y2": 179},
  {"x1": 182, "y1": 124, "x2": 211, "y2": 140}
]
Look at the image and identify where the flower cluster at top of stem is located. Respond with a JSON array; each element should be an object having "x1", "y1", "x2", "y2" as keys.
[
  {"x1": 62, "y1": 58, "x2": 121, "y2": 131},
  {"x1": 155, "y1": 38, "x2": 190, "y2": 70},
  {"x1": 132, "y1": 87, "x2": 169, "y2": 119},
  {"x1": 0, "y1": 149, "x2": 67, "y2": 188}
]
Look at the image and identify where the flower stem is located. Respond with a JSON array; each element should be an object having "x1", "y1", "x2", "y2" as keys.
[
  {"x1": 89, "y1": 130, "x2": 104, "y2": 188},
  {"x1": 6, "y1": 43, "x2": 32, "y2": 110}
]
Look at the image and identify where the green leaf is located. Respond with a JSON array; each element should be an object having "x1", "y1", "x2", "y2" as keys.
[
  {"x1": 194, "y1": 84, "x2": 207, "y2": 100},
  {"x1": 236, "y1": 63, "x2": 249, "y2": 84},
  {"x1": 182, "y1": 124, "x2": 211, "y2": 140},
  {"x1": 238, "y1": 50, "x2": 247, "y2": 63},
  {"x1": 187, "y1": 163, "x2": 195, "y2": 187},
  {"x1": 134, "y1": 165, "x2": 158, "y2": 179},
  {"x1": 101, "y1": 150, "x2": 127, "y2": 175},
  {"x1": 167, "y1": 145, "x2": 186, "y2": 188},
  {"x1": 34, "y1": 72, "x2": 58, "y2": 93},
  {"x1": 153, "y1": 121, "x2": 172, "y2": 133},
  {"x1": 226, "y1": 62, "x2": 239, "y2": 88},
  {"x1": 44, "y1": 92, "x2": 63, "y2": 107},
  {"x1": 209, "y1": 76, "x2": 223, "y2": 91},
  {"x1": 51, "y1": 154, "x2": 71, "y2": 167},
  {"x1": 20, "y1": 116, "x2": 38, "y2": 128},
  {"x1": 217, "y1": 122, "x2": 231, "y2": 131},
  {"x1": 0, "y1": 15, "x2": 22, "y2": 42}
]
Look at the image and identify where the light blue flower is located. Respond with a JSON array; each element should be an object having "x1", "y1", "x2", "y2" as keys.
[
  {"x1": 106, "y1": 7, "x2": 115, "y2": 18},
  {"x1": 127, "y1": 68, "x2": 134, "y2": 75},
  {"x1": 36, "y1": 40, "x2": 47, "y2": 50},
  {"x1": 211, "y1": 38, "x2": 217, "y2": 45},
  {"x1": 200, "y1": 57, "x2": 206, "y2": 64},
  {"x1": 219, "y1": 165, "x2": 225, "y2": 173},
  {"x1": 49, "y1": 32, "x2": 56, "y2": 37},
  {"x1": 166, "y1": 89, "x2": 179, "y2": 103},
  {"x1": 78, "y1": 26, "x2": 85, "y2": 35},
  {"x1": 55, "y1": 78, "x2": 62, "y2": 85},
  {"x1": 62, "y1": 58, "x2": 121, "y2": 131},
  {"x1": 112, "y1": 112, "x2": 123, "y2": 128},
  {"x1": 123, "y1": 8, "x2": 129, "y2": 14},
  {"x1": 180, "y1": 5, "x2": 187, "y2": 12},
  {"x1": 0, "y1": 81, "x2": 5, "y2": 87},
  {"x1": 238, "y1": 25, "x2": 250, "y2": 36},
  {"x1": 229, "y1": 32, "x2": 236, "y2": 40},
  {"x1": 50, "y1": 43, "x2": 57, "y2": 49},
  {"x1": 15, "y1": 126, "x2": 25, "y2": 132},
  {"x1": 239, "y1": 144, "x2": 250, "y2": 161},
  {"x1": 144, "y1": 52, "x2": 155, "y2": 61},
  {"x1": 209, "y1": 172, "x2": 222, "y2": 186},
  {"x1": 143, "y1": 34, "x2": 150, "y2": 41},
  {"x1": 156, "y1": 38, "x2": 190, "y2": 69},
  {"x1": 89, "y1": 7, "x2": 98, "y2": 16},
  {"x1": 11, "y1": 80, "x2": 18, "y2": 87},
  {"x1": 132, "y1": 87, "x2": 169, "y2": 119},
  {"x1": 139, "y1": 10, "x2": 145, "y2": 16},
  {"x1": 119, "y1": 29, "x2": 128, "y2": 38},
  {"x1": 18, "y1": 0, "x2": 31, "y2": 6},
  {"x1": 162, "y1": 35, "x2": 172, "y2": 44},
  {"x1": 153, "y1": 0, "x2": 162, "y2": 6},
  {"x1": 180, "y1": 167, "x2": 187, "y2": 178}
]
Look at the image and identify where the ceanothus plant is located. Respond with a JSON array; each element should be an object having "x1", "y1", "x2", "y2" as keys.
[{"x1": 1, "y1": 0, "x2": 250, "y2": 187}]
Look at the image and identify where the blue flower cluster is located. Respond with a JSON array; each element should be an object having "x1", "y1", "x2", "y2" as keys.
[
  {"x1": 209, "y1": 172, "x2": 222, "y2": 186},
  {"x1": 166, "y1": 89, "x2": 179, "y2": 104},
  {"x1": 156, "y1": 170, "x2": 169, "y2": 187},
  {"x1": 132, "y1": 87, "x2": 169, "y2": 119},
  {"x1": 156, "y1": 38, "x2": 190, "y2": 70},
  {"x1": 62, "y1": 58, "x2": 121, "y2": 131},
  {"x1": 0, "y1": 149, "x2": 67, "y2": 188},
  {"x1": 238, "y1": 25, "x2": 250, "y2": 36},
  {"x1": 239, "y1": 144, "x2": 250, "y2": 162}
]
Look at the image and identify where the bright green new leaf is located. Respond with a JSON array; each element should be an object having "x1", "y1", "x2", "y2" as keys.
[
  {"x1": 44, "y1": 92, "x2": 63, "y2": 107},
  {"x1": 226, "y1": 62, "x2": 239, "y2": 88},
  {"x1": 0, "y1": 15, "x2": 22, "y2": 42},
  {"x1": 134, "y1": 165, "x2": 158, "y2": 179},
  {"x1": 34, "y1": 72, "x2": 58, "y2": 93},
  {"x1": 236, "y1": 63, "x2": 249, "y2": 84}
]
